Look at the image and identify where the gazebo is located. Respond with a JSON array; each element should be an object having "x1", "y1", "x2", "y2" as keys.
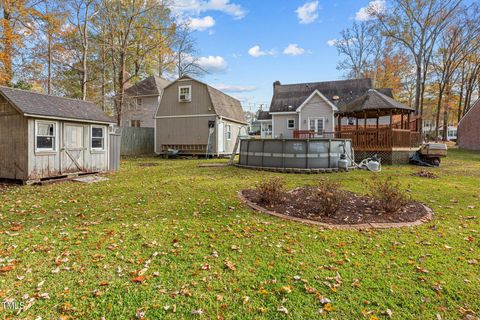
[{"x1": 335, "y1": 89, "x2": 422, "y2": 164}]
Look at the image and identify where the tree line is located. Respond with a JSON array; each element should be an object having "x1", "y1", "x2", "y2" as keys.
[
  {"x1": 0, "y1": 0, "x2": 203, "y2": 124},
  {"x1": 332, "y1": 0, "x2": 480, "y2": 139}
]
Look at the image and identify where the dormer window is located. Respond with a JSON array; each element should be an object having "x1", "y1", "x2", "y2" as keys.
[{"x1": 178, "y1": 85, "x2": 191, "y2": 102}]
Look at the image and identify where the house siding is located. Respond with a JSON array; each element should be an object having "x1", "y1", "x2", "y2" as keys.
[
  {"x1": 0, "y1": 98, "x2": 28, "y2": 180},
  {"x1": 272, "y1": 114, "x2": 298, "y2": 139},
  {"x1": 122, "y1": 95, "x2": 159, "y2": 128},
  {"x1": 458, "y1": 100, "x2": 480, "y2": 151},
  {"x1": 299, "y1": 94, "x2": 335, "y2": 132}
]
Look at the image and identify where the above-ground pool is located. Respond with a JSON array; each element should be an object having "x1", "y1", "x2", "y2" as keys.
[{"x1": 237, "y1": 138, "x2": 354, "y2": 172}]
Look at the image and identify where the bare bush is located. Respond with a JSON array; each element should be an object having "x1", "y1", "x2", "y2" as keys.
[
  {"x1": 311, "y1": 180, "x2": 346, "y2": 216},
  {"x1": 369, "y1": 177, "x2": 410, "y2": 213},
  {"x1": 254, "y1": 177, "x2": 286, "y2": 206}
]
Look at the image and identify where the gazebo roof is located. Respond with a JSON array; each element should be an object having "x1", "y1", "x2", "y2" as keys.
[{"x1": 338, "y1": 89, "x2": 414, "y2": 118}]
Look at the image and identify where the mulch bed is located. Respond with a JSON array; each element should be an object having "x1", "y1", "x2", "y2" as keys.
[
  {"x1": 411, "y1": 170, "x2": 438, "y2": 179},
  {"x1": 242, "y1": 187, "x2": 430, "y2": 225}
]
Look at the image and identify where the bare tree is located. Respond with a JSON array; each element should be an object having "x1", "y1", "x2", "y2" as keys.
[
  {"x1": 174, "y1": 24, "x2": 205, "y2": 78},
  {"x1": 333, "y1": 21, "x2": 383, "y2": 80},
  {"x1": 373, "y1": 0, "x2": 462, "y2": 115},
  {"x1": 433, "y1": 4, "x2": 480, "y2": 139}
]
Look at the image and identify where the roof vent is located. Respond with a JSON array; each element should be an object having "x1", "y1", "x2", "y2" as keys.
[
  {"x1": 332, "y1": 95, "x2": 340, "y2": 101},
  {"x1": 288, "y1": 105, "x2": 294, "y2": 110}
]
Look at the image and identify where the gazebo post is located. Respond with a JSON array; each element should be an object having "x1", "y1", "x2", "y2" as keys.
[
  {"x1": 364, "y1": 112, "x2": 367, "y2": 128},
  {"x1": 337, "y1": 114, "x2": 342, "y2": 135},
  {"x1": 407, "y1": 112, "x2": 411, "y2": 130},
  {"x1": 401, "y1": 110, "x2": 404, "y2": 129},
  {"x1": 376, "y1": 110, "x2": 379, "y2": 145}
]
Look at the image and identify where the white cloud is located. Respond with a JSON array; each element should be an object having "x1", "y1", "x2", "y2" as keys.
[
  {"x1": 327, "y1": 38, "x2": 356, "y2": 47},
  {"x1": 212, "y1": 84, "x2": 257, "y2": 92},
  {"x1": 248, "y1": 45, "x2": 276, "y2": 57},
  {"x1": 327, "y1": 39, "x2": 338, "y2": 47},
  {"x1": 283, "y1": 44, "x2": 305, "y2": 56},
  {"x1": 296, "y1": 1, "x2": 319, "y2": 24},
  {"x1": 189, "y1": 16, "x2": 215, "y2": 31},
  {"x1": 173, "y1": 0, "x2": 246, "y2": 19},
  {"x1": 197, "y1": 55, "x2": 228, "y2": 73},
  {"x1": 355, "y1": 0, "x2": 386, "y2": 21}
]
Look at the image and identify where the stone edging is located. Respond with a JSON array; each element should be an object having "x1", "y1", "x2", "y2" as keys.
[{"x1": 238, "y1": 190, "x2": 434, "y2": 230}]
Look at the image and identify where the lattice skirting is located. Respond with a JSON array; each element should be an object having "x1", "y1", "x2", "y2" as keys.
[{"x1": 355, "y1": 150, "x2": 416, "y2": 165}]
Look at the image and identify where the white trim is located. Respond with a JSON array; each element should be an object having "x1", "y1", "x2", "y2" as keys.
[
  {"x1": 272, "y1": 115, "x2": 275, "y2": 137},
  {"x1": 35, "y1": 120, "x2": 58, "y2": 152},
  {"x1": 225, "y1": 124, "x2": 232, "y2": 140},
  {"x1": 90, "y1": 125, "x2": 106, "y2": 151},
  {"x1": 26, "y1": 114, "x2": 115, "y2": 125},
  {"x1": 296, "y1": 90, "x2": 339, "y2": 112},
  {"x1": 269, "y1": 111, "x2": 297, "y2": 115},
  {"x1": 155, "y1": 114, "x2": 215, "y2": 119},
  {"x1": 257, "y1": 119, "x2": 272, "y2": 122},
  {"x1": 287, "y1": 118, "x2": 295, "y2": 130},
  {"x1": 458, "y1": 98, "x2": 480, "y2": 125},
  {"x1": 218, "y1": 116, "x2": 248, "y2": 125},
  {"x1": 178, "y1": 85, "x2": 192, "y2": 102}
]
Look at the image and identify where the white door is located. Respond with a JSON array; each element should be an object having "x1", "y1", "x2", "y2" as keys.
[
  {"x1": 62, "y1": 124, "x2": 85, "y2": 173},
  {"x1": 309, "y1": 117, "x2": 325, "y2": 137},
  {"x1": 217, "y1": 122, "x2": 224, "y2": 153}
]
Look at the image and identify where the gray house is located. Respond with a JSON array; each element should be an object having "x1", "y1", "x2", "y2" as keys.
[
  {"x1": 155, "y1": 75, "x2": 247, "y2": 156},
  {"x1": 122, "y1": 75, "x2": 170, "y2": 128},
  {"x1": 259, "y1": 79, "x2": 394, "y2": 138},
  {"x1": 0, "y1": 86, "x2": 116, "y2": 183}
]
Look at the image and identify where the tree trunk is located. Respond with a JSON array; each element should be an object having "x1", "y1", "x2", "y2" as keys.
[
  {"x1": 81, "y1": 24, "x2": 88, "y2": 100},
  {"x1": 2, "y1": 8, "x2": 13, "y2": 86},
  {"x1": 117, "y1": 51, "x2": 126, "y2": 126},
  {"x1": 442, "y1": 109, "x2": 448, "y2": 141},
  {"x1": 47, "y1": 33, "x2": 52, "y2": 94},
  {"x1": 100, "y1": 29, "x2": 106, "y2": 111},
  {"x1": 434, "y1": 89, "x2": 444, "y2": 139},
  {"x1": 414, "y1": 63, "x2": 422, "y2": 115}
]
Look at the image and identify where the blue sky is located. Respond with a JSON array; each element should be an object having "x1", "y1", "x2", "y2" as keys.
[{"x1": 173, "y1": 0, "x2": 384, "y2": 112}]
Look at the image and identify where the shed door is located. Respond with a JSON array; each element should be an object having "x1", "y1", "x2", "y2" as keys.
[
  {"x1": 217, "y1": 122, "x2": 224, "y2": 153},
  {"x1": 62, "y1": 124, "x2": 85, "y2": 174}
]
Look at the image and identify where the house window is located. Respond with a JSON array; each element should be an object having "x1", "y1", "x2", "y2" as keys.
[
  {"x1": 130, "y1": 120, "x2": 141, "y2": 127},
  {"x1": 35, "y1": 121, "x2": 56, "y2": 151},
  {"x1": 226, "y1": 124, "x2": 232, "y2": 140},
  {"x1": 91, "y1": 126, "x2": 105, "y2": 150},
  {"x1": 287, "y1": 119, "x2": 295, "y2": 129},
  {"x1": 178, "y1": 85, "x2": 191, "y2": 102},
  {"x1": 136, "y1": 98, "x2": 142, "y2": 108}
]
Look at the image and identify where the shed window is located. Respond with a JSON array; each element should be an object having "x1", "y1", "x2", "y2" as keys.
[
  {"x1": 287, "y1": 119, "x2": 295, "y2": 129},
  {"x1": 91, "y1": 126, "x2": 105, "y2": 150},
  {"x1": 226, "y1": 124, "x2": 232, "y2": 140},
  {"x1": 36, "y1": 121, "x2": 56, "y2": 151},
  {"x1": 130, "y1": 120, "x2": 141, "y2": 127}
]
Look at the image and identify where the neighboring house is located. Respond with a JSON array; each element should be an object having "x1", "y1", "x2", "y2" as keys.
[
  {"x1": 259, "y1": 79, "x2": 394, "y2": 138},
  {"x1": 155, "y1": 75, "x2": 247, "y2": 156},
  {"x1": 458, "y1": 98, "x2": 480, "y2": 150},
  {"x1": 122, "y1": 75, "x2": 170, "y2": 128},
  {"x1": 0, "y1": 86, "x2": 116, "y2": 183}
]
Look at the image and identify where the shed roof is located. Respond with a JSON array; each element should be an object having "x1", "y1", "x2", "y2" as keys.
[
  {"x1": 269, "y1": 78, "x2": 393, "y2": 113},
  {"x1": 125, "y1": 76, "x2": 171, "y2": 96},
  {"x1": 257, "y1": 110, "x2": 272, "y2": 120},
  {"x1": 339, "y1": 89, "x2": 414, "y2": 117},
  {"x1": 0, "y1": 86, "x2": 115, "y2": 124}
]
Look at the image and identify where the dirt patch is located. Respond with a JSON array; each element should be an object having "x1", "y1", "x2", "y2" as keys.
[
  {"x1": 411, "y1": 170, "x2": 438, "y2": 179},
  {"x1": 241, "y1": 187, "x2": 431, "y2": 225},
  {"x1": 137, "y1": 163, "x2": 159, "y2": 167}
]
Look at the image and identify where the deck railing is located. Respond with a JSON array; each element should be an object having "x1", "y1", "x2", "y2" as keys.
[{"x1": 293, "y1": 128, "x2": 422, "y2": 150}]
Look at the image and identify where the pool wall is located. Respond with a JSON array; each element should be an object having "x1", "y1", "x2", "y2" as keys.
[{"x1": 238, "y1": 139, "x2": 354, "y2": 170}]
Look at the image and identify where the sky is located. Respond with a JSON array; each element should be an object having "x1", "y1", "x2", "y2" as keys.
[{"x1": 171, "y1": 0, "x2": 387, "y2": 112}]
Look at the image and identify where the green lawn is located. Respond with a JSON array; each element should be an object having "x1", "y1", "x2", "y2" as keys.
[{"x1": 1, "y1": 149, "x2": 479, "y2": 319}]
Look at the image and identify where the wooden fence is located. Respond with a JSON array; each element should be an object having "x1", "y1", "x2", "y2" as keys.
[{"x1": 120, "y1": 127, "x2": 155, "y2": 156}]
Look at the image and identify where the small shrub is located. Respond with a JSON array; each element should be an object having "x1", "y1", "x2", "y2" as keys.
[
  {"x1": 254, "y1": 177, "x2": 286, "y2": 205},
  {"x1": 312, "y1": 180, "x2": 345, "y2": 216},
  {"x1": 369, "y1": 177, "x2": 410, "y2": 213}
]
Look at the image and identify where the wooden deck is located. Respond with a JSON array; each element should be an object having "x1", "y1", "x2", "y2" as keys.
[{"x1": 293, "y1": 128, "x2": 422, "y2": 151}]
